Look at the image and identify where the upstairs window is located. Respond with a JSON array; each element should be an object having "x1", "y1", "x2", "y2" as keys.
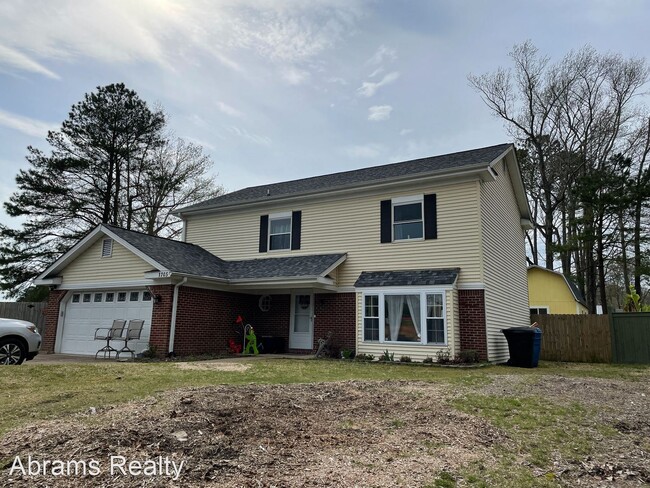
[
  {"x1": 393, "y1": 196, "x2": 423, "y2": 241},
  {"x1": 380, "y1": 194, "x2": 437, "y2": 243},
  {"x1": 101, "y1": 238, "x2": 113, "y2": 258},
  {"x1": 269, "y1": 213, "x2": 292, "y2": 251},
  {"x1": 259, "y1": 211, "x2": 302, "y2": 252}
]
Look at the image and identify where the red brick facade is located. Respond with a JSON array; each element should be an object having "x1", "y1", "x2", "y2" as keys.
[
  {"x1": 148, "y1": 285, "x2": 175, "y2": 354},
  {"x1": 458, "y1": 289, "x2": 488, "y2": 360},
  {"x1": 42, "y1": 289, "x2": 68, "y2": 353},
  {"x1": 167, "y1": 288, "x2": 356, "y2": 356},
  {"x1": 314, "y1": 293, "x2": 356, "y2": 353},
  {"x1": 41, "y1": 285, "x2": 489, "y2": 360}
]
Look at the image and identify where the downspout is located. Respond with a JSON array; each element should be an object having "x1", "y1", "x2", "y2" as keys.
[{"x1": 168, "y1": 277, "x2": 188, "y2": 355}]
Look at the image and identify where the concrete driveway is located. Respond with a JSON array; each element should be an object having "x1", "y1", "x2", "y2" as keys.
[{"x1": 27, "y1": 353, "x2": 119, "y2": 364}]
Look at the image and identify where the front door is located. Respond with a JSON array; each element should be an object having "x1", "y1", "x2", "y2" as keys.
[{"x1": 289, "y1": 293, "x2": 313, "y2": 350}]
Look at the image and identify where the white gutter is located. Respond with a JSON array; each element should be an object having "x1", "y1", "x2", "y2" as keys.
[{"x1": 168, "y1": 277, "x2": 188, "y2": 355}]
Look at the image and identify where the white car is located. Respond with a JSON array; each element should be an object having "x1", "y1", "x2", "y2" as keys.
[{"x1": 0, "y1": 318, "x2": 42, "y2": 365}]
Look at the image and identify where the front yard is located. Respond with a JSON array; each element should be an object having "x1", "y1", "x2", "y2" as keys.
[{"x1": 1, "y1": 359, "x2": 649, "y2": 487}]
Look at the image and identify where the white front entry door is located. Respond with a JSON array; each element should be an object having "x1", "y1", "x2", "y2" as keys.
[{"x1": 289, "y1": 293, "x2": 314, "y2": 350}]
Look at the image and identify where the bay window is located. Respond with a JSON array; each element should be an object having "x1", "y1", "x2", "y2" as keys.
[{"x1": 363, "y1": 290, "x2": 446, "y2": 345}]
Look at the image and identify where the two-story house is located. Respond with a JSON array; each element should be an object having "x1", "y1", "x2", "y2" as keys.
[{"x1": 37, "y1": 143, "x2": 531, "y2": 362}]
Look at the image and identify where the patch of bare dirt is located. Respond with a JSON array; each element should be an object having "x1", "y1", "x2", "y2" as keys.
[
  {"x1": 0, "y1": 381, "x2": 506, "y2": 487},
  {"x1": 474, "y1": 373, "x2": 650, "y2": 487},
  {"x1": 175, "y1": 361, "x2": 251, "y2": 372}
]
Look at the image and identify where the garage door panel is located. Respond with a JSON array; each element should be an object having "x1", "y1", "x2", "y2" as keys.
[{"x1": 60, "y1": 290, "x2": 153, "y2": 356}]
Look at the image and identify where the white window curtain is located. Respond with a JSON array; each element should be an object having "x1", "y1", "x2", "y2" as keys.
[
  {"x1": 405, "y1": 295, "x2": 421, "y2": 339},
  {"x1": 270, "y1": 218, "x2": 291, "y2": 234},
  {"x1": 386, "y1": 295, "x2": 403, "y2": 341}
]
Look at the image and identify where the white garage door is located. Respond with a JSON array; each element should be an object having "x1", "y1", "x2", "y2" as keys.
[{"x1": 60, "y1": 290, "x2": 153, "y2": 356}]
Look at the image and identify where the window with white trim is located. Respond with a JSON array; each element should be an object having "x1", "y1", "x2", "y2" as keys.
[
  {"x1": 101, "y1": 238, "x2": 113, "y2": 258},
  {"x1": 362, "y1": 290, "x2": 446, "y2": 345},
  {"x1": 530, "y1": 307, "x2": 549, "y2": 315},
  {"x1": 393, "y1": 196, "x2": 423, "y2": 241},
  {"x1": 268, "y1": 213, "x2": 292, "y2": 251},
  {"x1": 363, "y1": 295, "x2": 379, "y2": 341}
]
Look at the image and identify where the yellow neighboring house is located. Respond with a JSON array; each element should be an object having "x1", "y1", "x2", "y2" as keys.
[{"x1": 528, "y1": 265, "x2": 588, "y2": 315}]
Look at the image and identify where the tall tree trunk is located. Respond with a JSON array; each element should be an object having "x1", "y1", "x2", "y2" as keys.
[
  {"x1": 619, "y1": 211, "x2": 630, "y2": 290},
  {"x1": 596, "y1": 213, "x2": 608, "y2": 314},
  {"x1": 633, "y1": 199, "x2": 643, "y2": 296},
  {"x1": 544, "y1": 192, "x2": 554, "y2": 269}
]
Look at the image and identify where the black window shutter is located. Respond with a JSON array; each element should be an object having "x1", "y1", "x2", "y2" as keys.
[
  {"x1": 259, "y1": 215, "x2": 269, "y2": 252},
  {"x1": 380, "y1": 200, "x2": 392, "y2": 243},
  {"x1": 291, "y1": 210, "x2": 302, "y2": 250},
  {"x1": 424, "y1": 193, "x2": 437, "y2": 240}
]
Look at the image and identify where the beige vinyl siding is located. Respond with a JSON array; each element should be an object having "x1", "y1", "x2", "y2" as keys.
[
  {"x1": 480, "y1": 159, "x2": 529, "y2": 362},
  {"x1": 186, "y1": 179, "x2": 483, "y2": 287},
  {"x1": 62, "y1": 238, "x2": 152, "y2": 284},
  {"x1": 356, "y1": 289, "x2": 456, "y2": 362}
]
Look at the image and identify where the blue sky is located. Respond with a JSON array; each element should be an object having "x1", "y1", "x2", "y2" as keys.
[{"x1": 1, "y1": 0, "x2": 648, "y2": 228}]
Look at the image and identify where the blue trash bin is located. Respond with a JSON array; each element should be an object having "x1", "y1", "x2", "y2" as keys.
[{"x1": 502, "y1": 326, "x2": 542, "y2": 368}]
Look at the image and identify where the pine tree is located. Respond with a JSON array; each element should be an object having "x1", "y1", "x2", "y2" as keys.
[{"x1": 1, "y1": 83, "x2": 221, "y2": 298}]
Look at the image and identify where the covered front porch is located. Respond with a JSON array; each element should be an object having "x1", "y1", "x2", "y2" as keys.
[{"x1": 154, "y1": 285, "x2": 356, "y2": 357}]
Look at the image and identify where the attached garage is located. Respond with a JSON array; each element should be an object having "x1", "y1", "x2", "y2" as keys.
[{"x1": 58, "y1": 289, "x2": 153, "y2": 356}]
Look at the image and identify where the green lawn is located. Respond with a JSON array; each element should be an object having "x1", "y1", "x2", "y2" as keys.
[
  {"x1": 2, "y1": 358, "x2": 649, "y2": 487},
  {"x1": 2, "y1": 358, "x2": 646, "y2": 436}
]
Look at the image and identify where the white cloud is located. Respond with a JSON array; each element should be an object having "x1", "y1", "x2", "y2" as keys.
[
  {"x1": 345, "y1": 143, "x2": 383, "y2": 159},
  {"x1": 368, "y1": 67, "x2": 384, "y2": 78},
  {"x1": 400, "y1": 128, "x2": 413, "y2": 136},
  {"x1": 0, "y1": 109, "x2": 56, "y2": 138},
  {"x1": 357, "y1": 71, "x2": 400, "y2": 97},
  {"x1": 227, "y1": 125, "x2": 272, "y2": 146},
  {"x1": 216, "y1": 101, "x2": 244, "y2": 118},
  {"x1": 368, "y1": 105, "x2": 392, "y2": 121},
  {"x1": 182, "y1": 136, "x2": 216, "y2": 151},
  {"x1": 0, "y1": 1, "x2": 363, "y2": 77},
  {"x1": 281, "y1": 66, "x2": 311, "y2": 85},
  {"x1": 0, "y1": 44, "x2": 60, "y2": 79},
  {"x1": 367, "y1": 44, "x2": 397, "y2": 65}
]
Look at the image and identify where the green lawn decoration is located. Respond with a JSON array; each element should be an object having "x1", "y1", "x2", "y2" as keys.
[{"x1": 244, "y1": 325, "x2": 259, "y2": 355}]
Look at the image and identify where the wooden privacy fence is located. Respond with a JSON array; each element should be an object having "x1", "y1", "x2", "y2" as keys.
[
  {"x1": 0, "y1": 302, "x2": 46, "y2": 332},
  {"x1": 531, "y1": 314, "x2": 611, "y2": 363}
]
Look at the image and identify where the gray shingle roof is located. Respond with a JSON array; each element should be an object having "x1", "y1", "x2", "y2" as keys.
[
  {"x1": 354, "y1": 268, "x2": 461, "y2": 287},
  {"x1": 177, "y1": 143, "x2": 512, "y2": 213},
  {"x1": 106, "y1": 225, "x2": 229, "y2": 279},
  {"x1": 104, "y1": 225, "x2": 344, "y2": 281},
  {"x1": 567, "y1": 278, "x2": 587, "y2": 307},
  {"x1": 227, "y1": 254, "x2": 345, "y2": 280}
]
